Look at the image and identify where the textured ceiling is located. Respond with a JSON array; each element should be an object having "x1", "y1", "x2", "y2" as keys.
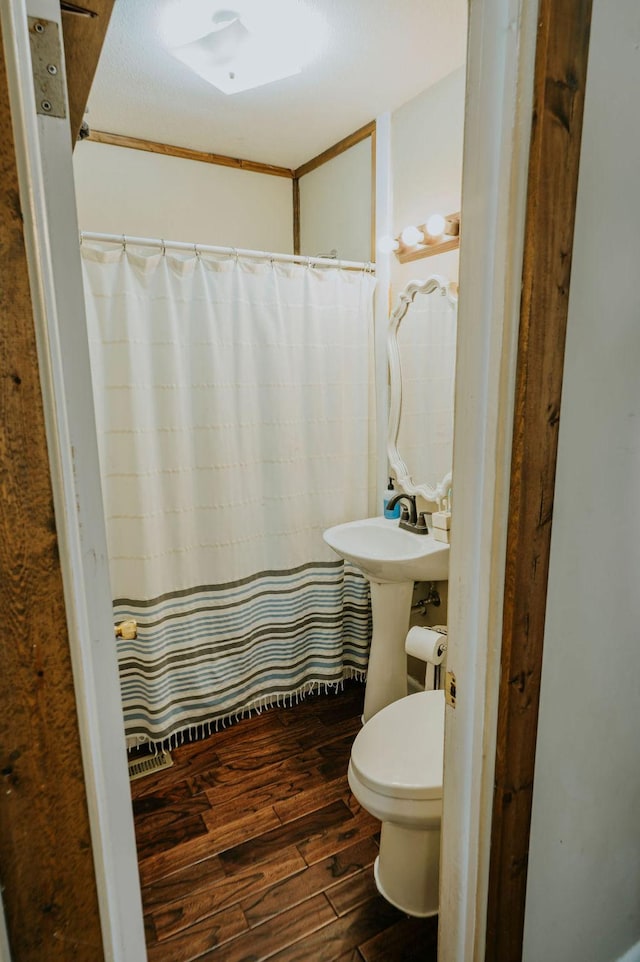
[{"x1": 87, "y1": 0, "x2": 467, "y2": 170}]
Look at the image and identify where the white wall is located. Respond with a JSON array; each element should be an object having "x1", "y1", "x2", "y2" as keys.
[
  {"x1": 298, "y1": 137, "x2": 373, "y2": 262},
  {"x1": 391, "y1": 66, "x2": 466, "y2": 297},
  {"x1": 73, "y1": 140, "x2": 294, "y2": 252},
  {"x1": 523, "y1": 3, "x2": 640, "y2": 960}
]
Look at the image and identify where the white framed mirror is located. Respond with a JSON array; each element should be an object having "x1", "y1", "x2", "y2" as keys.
[{"x1": 387, "y1": 274, "x2": 458, "y2": 503}]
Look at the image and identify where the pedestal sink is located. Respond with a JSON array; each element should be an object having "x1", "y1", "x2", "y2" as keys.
[{"x1": 323, "y1": 516, "x2": 449, "y2": 721}]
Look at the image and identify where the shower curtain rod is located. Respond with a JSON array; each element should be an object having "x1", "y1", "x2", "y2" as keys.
[{"x1": 80, "y1": 232, "x2": 376, "y2": 272}]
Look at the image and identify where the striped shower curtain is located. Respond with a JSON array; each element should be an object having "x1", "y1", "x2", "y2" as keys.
[{"x1": 82, "y1": 242, "x2": 376, "y2": 746}]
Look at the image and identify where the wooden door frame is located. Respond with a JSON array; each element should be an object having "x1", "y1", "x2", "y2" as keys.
[
  {"x1": 61, "y1": 0, "x2": 115, "y2": 143},
  {"x1": 440, "y1": 0, "x2": 593, "y2": 959},
  {"x1": 485, "y1": 0, "x2": 593, "y2": 957}
]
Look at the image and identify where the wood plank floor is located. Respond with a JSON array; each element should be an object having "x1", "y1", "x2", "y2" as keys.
[{"x1": 131, "y1": 681, "x2": 438, "y2": 961}]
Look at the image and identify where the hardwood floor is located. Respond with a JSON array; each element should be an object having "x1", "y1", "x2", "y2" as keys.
[{"x1": 131, "y1": 681, "x2": 438, "y2": 961}]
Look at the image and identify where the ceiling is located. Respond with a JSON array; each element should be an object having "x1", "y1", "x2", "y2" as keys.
[{"x1": 86, "y1": 0, "x2": 467, "y2": 170}]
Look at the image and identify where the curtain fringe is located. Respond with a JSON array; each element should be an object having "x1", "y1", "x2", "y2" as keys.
[{"x1": 125, "y1": 669, "x2": 367, "y2": 754}]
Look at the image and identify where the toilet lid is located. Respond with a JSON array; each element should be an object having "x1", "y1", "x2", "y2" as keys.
[{"x1": 351, "y1": 690, "x2": 444, "y2": 801}]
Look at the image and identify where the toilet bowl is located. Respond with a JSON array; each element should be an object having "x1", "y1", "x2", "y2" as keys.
[{"x1": 347, "y1": 688, "x2": 444, "y2": 917}]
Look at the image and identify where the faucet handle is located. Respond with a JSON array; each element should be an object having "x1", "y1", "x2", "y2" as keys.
[
  {"x1": 400, "y1": 504, "x2": 411, "y2": 522},
  {"x1": 416, "y1": 512, "x2": 429, "y2": 533}
]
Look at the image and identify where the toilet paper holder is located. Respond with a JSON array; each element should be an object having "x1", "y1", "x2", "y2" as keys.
[{"x1": 405, "y1": 624, "x2": 448, "y2": 691}]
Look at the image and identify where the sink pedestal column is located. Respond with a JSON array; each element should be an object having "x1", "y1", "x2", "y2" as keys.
[{"x1": 363, "y1": 579, "x2": 414, "y2": 722}]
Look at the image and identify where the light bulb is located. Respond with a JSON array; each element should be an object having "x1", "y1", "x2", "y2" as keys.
[
  {"x1": 401, "y1": 225, "x2": 424, "y2": 247},
  {"x1": 426, "y1": 213, "x2": 446, "y2": 237},
  {"x1": 378, "y1": 235, "x2": 399, "y2": 254}
]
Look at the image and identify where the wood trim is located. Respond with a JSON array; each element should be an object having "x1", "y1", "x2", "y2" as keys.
[
  {"x1": 0, "y1": 26, "x2": 104, "y2": 962},
  {"x1": 485, "y1": 0, "x2": 593, "y2": 958},
  {"x1": 87, "y1": 129, "x2": 295, "y2": 179},
  {"x1": 292, "y1": 176, "x2": 300, "y2": 255},
  {"x1": 294, "y1": 120, "x2": 376, "y2": 179},
  {"x1": 61, "y1": 0, "x2": 115, "y2": 144}
]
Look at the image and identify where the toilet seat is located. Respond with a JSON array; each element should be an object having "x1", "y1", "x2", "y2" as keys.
[{"x1": 350, "y1": 689, "x2": 444, "y2": 801}]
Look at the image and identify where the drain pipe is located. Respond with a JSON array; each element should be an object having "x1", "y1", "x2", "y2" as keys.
[{"x1": 411, "y1": 583, "x2": 441, "y2": 615}]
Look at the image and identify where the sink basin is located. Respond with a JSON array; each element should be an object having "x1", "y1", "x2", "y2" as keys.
[{"x1": 323, "y1": 515, "x2": 449, "y2": 584}]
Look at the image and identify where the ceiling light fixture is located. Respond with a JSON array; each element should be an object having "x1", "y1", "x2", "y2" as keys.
[{"x1": 161, "y1": 0, "x2": 326, "y2": 96}]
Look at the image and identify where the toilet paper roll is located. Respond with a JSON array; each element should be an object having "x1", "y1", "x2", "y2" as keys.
[{"x1": 405, "y1": 626, "x2": 447, "y2": 665}]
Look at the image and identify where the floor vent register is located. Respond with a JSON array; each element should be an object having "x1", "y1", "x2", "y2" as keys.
[{"x1": 128, "y1": 749, "x2": 173, "y2": 782}]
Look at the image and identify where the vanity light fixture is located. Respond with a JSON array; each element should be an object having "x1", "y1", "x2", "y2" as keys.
[
  {"x1": 425, "y1": 213, "x2": 446, "y2": 238},
  {"x1": 400, "y1": 224, "x2": 424, "y2": 247},
  {"x1": 378, "y1": 235, "x2": 400, "y2": 254},
  {"x1": 390, "y1": 212, "x2": 460, "y2": 264}
]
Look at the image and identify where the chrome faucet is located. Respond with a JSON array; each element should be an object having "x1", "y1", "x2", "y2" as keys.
[{"x1": 385, "y1": 494, "x2": 429, "y2": 534}]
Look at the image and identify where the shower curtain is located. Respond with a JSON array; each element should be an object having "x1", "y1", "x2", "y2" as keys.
[{"x1": 81, "y1": 242, "x2": 377, "y2": 745}]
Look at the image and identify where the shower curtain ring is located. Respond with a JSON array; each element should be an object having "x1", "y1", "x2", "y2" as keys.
[
  {"x1": 160, "y1": 239, "x2": 166, "y2": 256},
  {"x1": 121, "y1": 234, "x2": 127, "y2": 252},
  {"x1": 194, "y1": 243, "x2": 200, "y2": 258}
]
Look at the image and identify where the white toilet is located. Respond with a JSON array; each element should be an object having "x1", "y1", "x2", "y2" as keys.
[{"x1": 347, "y1": 687, "x2": 445, "y2": 917}]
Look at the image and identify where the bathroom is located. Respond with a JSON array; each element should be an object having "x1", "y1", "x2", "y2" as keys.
[
  {"x1": 4, "y1": 0, "x2": 640, "y2": 959},
  {"x1": 71, "y1": 0, "x2": 466, "y2": 957}
]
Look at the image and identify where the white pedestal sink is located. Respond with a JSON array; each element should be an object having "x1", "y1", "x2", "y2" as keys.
[{"x1": 323, "y1": 516, "x2": 449, "y2": 721}]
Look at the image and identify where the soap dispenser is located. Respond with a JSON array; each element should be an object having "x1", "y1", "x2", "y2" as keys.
[{"x1": 383, "y1": 477, "x2": 401, "y2": 519}]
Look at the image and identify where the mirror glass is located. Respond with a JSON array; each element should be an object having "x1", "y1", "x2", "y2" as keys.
[{"x1": 387, "y1": 275, "x2": 458, "y2": 503}]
